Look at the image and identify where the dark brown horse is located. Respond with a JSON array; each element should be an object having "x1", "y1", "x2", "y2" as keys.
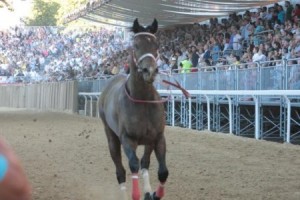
[{"x1": 98, "y1": 19, "x2": 168, "y2": 200}]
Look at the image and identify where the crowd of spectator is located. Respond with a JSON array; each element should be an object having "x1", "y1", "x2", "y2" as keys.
[
  {"x1": 155, "y1": 1, "x2": 300, "y2": 73},
  {"x1": 0, "y1": 25, "x2": 127, "y2": 83},
  {"x1": 0, "y1": 1, "x2": 299, "y2": 84}
]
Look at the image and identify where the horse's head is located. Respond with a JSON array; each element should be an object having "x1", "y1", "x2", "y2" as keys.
[{"x1": 131, "y1": 18, "x2": 159, "y2": 83}]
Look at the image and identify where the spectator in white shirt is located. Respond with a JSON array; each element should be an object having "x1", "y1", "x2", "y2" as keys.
[{"x1": 252, "y1": 46, "x2": 266, "y2": 62}]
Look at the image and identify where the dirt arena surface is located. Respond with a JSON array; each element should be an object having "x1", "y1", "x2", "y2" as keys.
[{"x1": 0, "y1": 109, "x2": 300, "y2": 200}]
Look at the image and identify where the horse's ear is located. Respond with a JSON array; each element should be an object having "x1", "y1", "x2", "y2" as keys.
[
  {"x1": 147, "y1": 18, "x2": 158, "y2": 34},
  {"x1": 131, "y1": 18, "x2": 140, "y2": 33}
]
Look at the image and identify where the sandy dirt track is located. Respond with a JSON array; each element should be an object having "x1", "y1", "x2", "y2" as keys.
[{"x1": 0, "y1": 109, "x2": 300, "y2": 200}]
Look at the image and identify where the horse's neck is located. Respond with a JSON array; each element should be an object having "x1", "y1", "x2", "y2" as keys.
[{"x1": 127, "y1": 73, "x2": 155, "y2": 100}]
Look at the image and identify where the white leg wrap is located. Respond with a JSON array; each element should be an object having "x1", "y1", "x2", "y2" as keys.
[
  {"x1": 120, "y1": 183, "x2": 128, "y2": 200},
  {"x1": 120, "y1": 183, "x2": 127, "y2": 191},
  {"x1": 141, "y1": 169, "x2": 152, "y2": 193}
]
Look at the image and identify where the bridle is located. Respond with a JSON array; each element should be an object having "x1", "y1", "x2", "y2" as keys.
[
  {"x1": 132, "y1": 32, "x2": 159, "y2": 72},
  {"x1": 125, "y1": 32, "x2": 190, "y2": 104}
]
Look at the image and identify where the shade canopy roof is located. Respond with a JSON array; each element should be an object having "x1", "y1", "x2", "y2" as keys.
[{"x1": 79, "y1": 0, "x2": 279, "y2": 28}]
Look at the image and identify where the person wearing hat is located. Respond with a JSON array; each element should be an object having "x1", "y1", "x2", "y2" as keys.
[{"x1": 170, "y1": 56, "x2": 178, "y2": 73}]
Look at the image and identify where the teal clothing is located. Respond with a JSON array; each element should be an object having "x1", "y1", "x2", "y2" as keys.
[
  {"x1": 278, "y1": 10, "x2": 285, "y2": 24},
  {"x1": 253, "y1": 25, "x2": 264, "y2": 46},
  {"x1": 0, "y1": 154, "x2": 9, "y2": 181}
]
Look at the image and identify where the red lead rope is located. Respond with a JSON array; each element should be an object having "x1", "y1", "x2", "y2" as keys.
[
  {"x1": 162, "y1": 79, "x2": 190, "y2": 99},
  {"x1": 124, "y1": 83, "x2": 170, "y2": 104},
  {"x1": 124, "y1": 79, "x2": 190, "y2": 104}
]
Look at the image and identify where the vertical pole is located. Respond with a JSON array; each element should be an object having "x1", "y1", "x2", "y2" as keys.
[
  {"x1": 226, "y1": 95, "x2": 233, "y2": 134},
  {"x1": 253, "y1": 95, "x2": 260, "y2": 140},
  {"x1": 84, "y1": 95, "x2": 87, "y2": 116},
  {"x1": 172, "y1": 95, "x2": 175, "y2": 127},
  {"x1": 89, "y1": 95, "x2": 93, "y2": 117},
  {"x1": 205, "y1": 95, "x2": 211, "y2": 131},
  {"x1": 188, "y1": 97, "x2": 192, "y2": 129},
  {"x1": 96, "y1": 94, "x2": 100, "y2": 118},
  {"x1": 284, "y1": 96, "x2": 291, "y2": 143}
]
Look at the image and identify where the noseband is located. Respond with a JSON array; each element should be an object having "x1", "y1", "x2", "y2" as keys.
[{"x1": 133, "y1": 32, "x2": 159, "y2": 71}]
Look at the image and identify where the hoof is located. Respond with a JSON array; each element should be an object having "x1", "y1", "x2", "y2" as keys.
[
  {"x1": 144, "y1": 192, "x2": 152, "y2": 200},
  {"x1": 151, "y1": 192, "x2": 161, "y2": 200},
  {"x1": 144, "y1": 192, "x2": 161, "y2": 200}
]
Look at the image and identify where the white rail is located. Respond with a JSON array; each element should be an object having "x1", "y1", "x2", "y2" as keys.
[{"x1": 79, "y1": 90, "x2": 300, "y2": 143}]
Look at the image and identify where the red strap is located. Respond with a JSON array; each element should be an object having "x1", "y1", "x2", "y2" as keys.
[
  {"x1": 125, "y1": 83, "x2": 169, "y2": 104},
  {"x1": 131, "y1": 174, "x2": 140, "y2": 200},
  {"x1": 162, "y1": 79, "x2": 190, "y2": 98}
]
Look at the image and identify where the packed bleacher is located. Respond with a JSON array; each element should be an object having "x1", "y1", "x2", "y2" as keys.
[
  {"x1": 156, "y1": 1, "x2": 299, "y2": 72},
  {"x1": 0, "y1": 25, "x2": 127, "y2": 83},
  {"x1": 0, "y1": 1, "x2": 299, "y2": 86}
]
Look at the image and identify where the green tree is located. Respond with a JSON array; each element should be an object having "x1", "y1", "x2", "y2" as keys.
[
  {"x1": 25, "y1": 0, "x2": 89, "y2": 26},
  {"x1": 26, "y1": 0, "x2": 60, "y2": 26},
  {"x1": 0, "y1": 0, "x2": 14, "y2": 11},
  {"x1": 57, "y1": 0, "x2": 88, "y2": 25}
]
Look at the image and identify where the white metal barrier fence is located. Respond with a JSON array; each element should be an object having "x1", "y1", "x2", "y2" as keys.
[
  {"x1": 0, "y1": 81, "x2": 78, "y2": 112},
  {"x1": 79, "y1": 90, "x2": 300, "y2": 144}
]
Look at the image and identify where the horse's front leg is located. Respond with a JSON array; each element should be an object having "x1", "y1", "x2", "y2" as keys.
[
  {"x1": 141, "y1": 145, "x2": 154, "y2": 199},
  {"x1": 153, "y1": 135, "x2": 169, "y2": 200},
  {"x1": 103, "y1": 125, "x2": 127, "y2": 199},
  {"x1": 122, "y1": 136, "x2": 140, "y2": 200}
]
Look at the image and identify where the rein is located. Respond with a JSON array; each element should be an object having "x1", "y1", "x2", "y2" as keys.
[
  {"x1": 124, "y1": 77, "x2": 190, "y2": 104},
  {"x1": 161, "y1": 79, "x2": 190, "y2": 99}
]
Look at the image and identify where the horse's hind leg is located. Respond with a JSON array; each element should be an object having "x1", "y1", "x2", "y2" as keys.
[
  {"x1": 152, "y1": 135, "x2": 169, "y2": 200},
  {"x1": 104, "y1": 125, "x2": 127, "y2": 199},
  {"x1": 141, "y1": 145, "x2": 154, "y2": 199}
]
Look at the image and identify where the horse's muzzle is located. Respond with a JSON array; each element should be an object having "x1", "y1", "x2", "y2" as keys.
[{"x1": 141, "y1": 66, "x2": 157, "y2": 83}]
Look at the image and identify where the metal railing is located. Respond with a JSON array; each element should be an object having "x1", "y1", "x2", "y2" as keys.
[
  {"x1": 77, "y1": 57, "x2": 300, "y2": 144},
  {"x1": 156, "y1": 57, "x2": 300, "y2": 91}
]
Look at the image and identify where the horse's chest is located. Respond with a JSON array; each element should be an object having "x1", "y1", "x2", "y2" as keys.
[
  {"x1": 122, "y1": 106, "x2": 164, "y2": 140},
  {"x1": 123, "y1": 104, "x2": 162, "y2": 122}
]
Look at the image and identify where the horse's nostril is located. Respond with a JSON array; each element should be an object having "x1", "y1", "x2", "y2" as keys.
[{"x1": 142, "y1": 68, "x2": 148, "y2": 73}]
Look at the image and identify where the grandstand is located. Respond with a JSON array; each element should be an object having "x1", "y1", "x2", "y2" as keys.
[
  {"x1": 0, "y1": 0, "x2": 300, "y2": 144},
  {"x1": 63, "y1": 0, "x2": 280, "y2": 27}
]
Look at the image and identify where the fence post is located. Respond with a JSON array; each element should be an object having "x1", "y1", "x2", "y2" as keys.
[
  {"x1": 205, "y1": 95, "x2": 211, "y2": 131},
  {"x1": 284, "y1": 96, "x2": 291, "y2": 143},
  {"x1": 252, "y1": 95, "x2": 260, "y2": 140}
]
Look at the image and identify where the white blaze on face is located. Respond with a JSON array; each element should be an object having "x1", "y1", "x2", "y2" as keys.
[{"x1": 148, "y1": 65, "x2": 156, "y2": 75}]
